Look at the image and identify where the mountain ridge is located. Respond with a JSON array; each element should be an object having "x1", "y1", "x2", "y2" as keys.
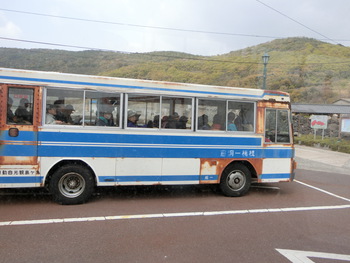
[{"x1": 1, "y1": 37, "x2": 349, "y2": 103}]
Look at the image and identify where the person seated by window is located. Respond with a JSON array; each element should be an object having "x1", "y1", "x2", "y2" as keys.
[
  {"x1": 165, "y1": 112, "x2": 179, "y2": 129},
  {"x1": 7, "y1": 97, "x2": 16, "y2": 123},
  {"x1": 211, "y1": 114, "x2": 225, "y2": 130},
  {"x1": 227, "y1": 112, "x2": 237, "y2": 131},
  {"x1": 152, "y1": 115, "x2": 160, "y2": 128},
  {"x1": 63, "y1": 104, "x2": 76, "y2": 125},
  {"x1": 176, "y1": 116, "x2": 188, "y2": 129},
  {"x1": 96, "y1": 111, "x2": 114, "y2": 126},
  {"x1": 53, "y1": 100, "x2": 66, "y2": 123},
  {"x1": 198, "y1": 114, "x2": 211, "y2": 130},
  {"x1": 127, "y1": 110, "x2": 144, "y2": 127},
  {"x1": 161, "y1": 116, "x2": 169, "y2": 128},
  {"x1": 234, "y1": 111, "x2": 243, "y2": 131},
  {"x1": 15, "y1": 98, "x2": 33, "y2": 124},
  {"x1": 46, "y1": 104, "x2": 65, "y2": 125}
]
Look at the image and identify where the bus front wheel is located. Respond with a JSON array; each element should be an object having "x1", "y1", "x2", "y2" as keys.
[
  {"x1": 49, "y1": 165, "x2": 94, "y2": 205},
  {"x1": 220, "y1": 163, "x2": 251, "y2": 197}
]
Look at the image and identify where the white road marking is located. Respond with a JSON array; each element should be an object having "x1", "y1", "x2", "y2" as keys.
[
  {"x1": 276, "y1": 248, "x2": 350, "y2": 262},
  {"x1": 1, "y1": 180, "x2": 349, "y2": 227},
  {"x1": 1, "y1": 204, "x2": 349, "y2": 227},
  {"x1": 295, "y1": 180, "x2": 350, "y2": 202}
]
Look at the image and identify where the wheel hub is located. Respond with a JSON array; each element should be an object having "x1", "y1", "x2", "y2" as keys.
[
  {"x1": 58, "y1": 172, "x2": 86, "y2": 198},
  {"x1": 227, "y1": 171, "x2": 245, "y2": 190}
]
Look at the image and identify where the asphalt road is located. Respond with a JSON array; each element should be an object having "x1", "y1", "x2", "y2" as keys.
[{"x1": 0, "y1": 146, "x2": 350, "y2": 263}]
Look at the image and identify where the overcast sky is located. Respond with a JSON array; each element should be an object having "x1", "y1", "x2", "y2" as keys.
[{"x1": 0, "y1": 0, "x2": 349, "y2": 56}]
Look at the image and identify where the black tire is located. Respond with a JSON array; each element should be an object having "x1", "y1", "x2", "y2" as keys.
[
  {"x1": 220, "y1": 163, "x2": 251, "y2": 197},
  {"x1": 49, "y1": 165, "x2": 95, "y2": 205}
]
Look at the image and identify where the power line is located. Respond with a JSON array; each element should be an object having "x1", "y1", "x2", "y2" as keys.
[
  {"x1": 2, "y1": 36, "x2": 350, "y2": 66},
  {"x1": 255, "y1": 0, "x2": 341, "y2": 45},
  {"x1": 0, "y1": 8, "x2": 280, "y2": 40},
  {"x1": 2, "y1": 7, "x2": 349, "y2": 43}
]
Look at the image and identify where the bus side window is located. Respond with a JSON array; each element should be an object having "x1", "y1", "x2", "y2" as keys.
[
  {"x1": 161, "y1": 97, "x2": 192, "y2": 129},
  {"x1": 197, "y1": 99, "x2": 226, "y2": 131},
  {"x1": 127, "y1": 95, "x2": 160, "y2": 128},
  {"x1": 7, "y1": 87, "x2": 34, "y2": 125},
  {"x1": 276, "y1": 110, "x2": 291, "y2": 143},
  {"x1": 265, "y1": 109, "x2": 291, "y2": 143},
  {"x1": 227, "y1": 101, "x2": 255, "y2": 132},
  {"x1": 85, "y1": 91, "x2": 121, "y2": 127},
  {"x1": 46, "y1": 89, "x2": 83, "y2": 125}
]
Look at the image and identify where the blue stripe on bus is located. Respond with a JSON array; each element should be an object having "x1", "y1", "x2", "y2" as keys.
[
  {"x1": 1, "y1": 131, "x2": 37, "y2": 141},
  {"x1": 0, "y1": 75, "x2": 270, "y2": 98},
  {"x1": 37, "y1": 132, "x2": 262, "y2": 146},
  {"x1": 36, "y1": 146, "x2": 293, "y2": 158},
  {"x1": 99, "y1": 174, "x2": 219, "y2": 183},
  {"x1": 0, "y1": 176, "x2": 43, "y2": 184},
  {"x1": 260, "y1": 173, "x2": 291, "y2": 179},
  {"x1": 1, "y1": 145, "x2": 294, "y2": 159},
  {"x1": 0, "y1": 145, "x2": 37, "y2": 156},
  {"x1": 1, "y1": 131, "x2": 294, "y2": 159}
]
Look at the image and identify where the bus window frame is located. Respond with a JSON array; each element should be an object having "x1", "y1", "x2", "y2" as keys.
[
  {"x1": 160, "y1": 95, "x2": 194, "y2": 131},
  {"x1": 227, "y1": 100, "x2": 256, "y2": 133},
  {"x1": 196, "y1": 97, "x2": 226, "y2": 132},
  {"x1": 84, "y1": 90, "x2": 123, "y2": 129},
  {"x1": 43, "y1": 87, "x2": 123, "y2": 128},
  {"x1": 264, "y1": 108, "x2": 292, "y2": 144},
  {"x1": 125, "y1": 93, "x2": 161, "y2": 130},
  {"x1": 6, "y1": 85, "x2": 39, "y2": 127},
  {"x1": 196, "y1": 98, "x2": 256, "y2": 133}
]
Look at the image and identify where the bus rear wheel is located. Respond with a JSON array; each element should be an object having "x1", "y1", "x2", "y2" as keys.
[
  {"x1": 220, "y1": 163, "x2": 251, "y2": 197},
  {"x1": 49, "y1": 165, "x2": 94, "y2": 205}
]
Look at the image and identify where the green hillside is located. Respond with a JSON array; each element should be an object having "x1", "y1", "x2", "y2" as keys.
[{"x1": 1, "y1": 37, "x2": 350, "y2": 103}]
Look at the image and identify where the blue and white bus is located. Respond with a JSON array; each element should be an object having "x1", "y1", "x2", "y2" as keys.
[{"x1": 0, "y1": 68, "x2": 296, "y2": 204}]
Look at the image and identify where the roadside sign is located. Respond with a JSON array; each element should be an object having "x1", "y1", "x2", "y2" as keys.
[
  {"x1": 310, "y1": 115, "x2": 328, "y2": 139},
  {"x1": 310, "y1": 115, "x2": 328, "y2": 129},
  {"x1": 341, "y1": 118, "x2": 350, "y2": 133}
]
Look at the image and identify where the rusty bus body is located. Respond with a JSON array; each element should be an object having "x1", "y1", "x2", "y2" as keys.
[{"x1": 0, "y1": 68, "x2": 296, "y2": 204}]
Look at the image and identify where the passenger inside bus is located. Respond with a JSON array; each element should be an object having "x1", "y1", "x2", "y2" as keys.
[
  {"x1": 53, "y1": 100, "x2": 66, "y2": 123},
  {"x1": 46, "y1": 104, "x2": 65, "y2": 125},
  {"x1": 15, "y1": 98, "x2": 33, "y2": 124},
  {"x1": 63, "y1": 104, "x2": 75, "y2": 125},
  {"x1": 227, "y1": 112, "x2": 237, "y2": 131},
  {"x1": 96, "y1": 112, "x2": 114, "y2": 126},
  {"x1": 177, "y1": 116, "x2": 188, "y2": 129},
  {"x1": 211, "y1": 114, "x2": 225, "y2": 130},
  {"x1": 165, "y1": 112, "x2": 179, "y2": 129},
  {"x1": 7, "y1": 97, "x2": 15, "y2": 123},
  {"x1": 197, "y1": 114, "x2": 211, "y2": 130},
  {"x1": 127, "y1": 110, "x2": 144, "y2": 127}
]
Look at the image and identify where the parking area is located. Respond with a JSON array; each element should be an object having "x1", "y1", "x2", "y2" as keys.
[{"x1": 0, "y1": 145, "x2": 350, "y2": 262}]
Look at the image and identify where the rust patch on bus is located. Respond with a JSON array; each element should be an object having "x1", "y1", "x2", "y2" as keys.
[
  {"x1": 0, "y1": 156, "x2": 38, "y2": 165},
  {"x1": 200, "y1": 158, "x2": 263, "y2": 184}
]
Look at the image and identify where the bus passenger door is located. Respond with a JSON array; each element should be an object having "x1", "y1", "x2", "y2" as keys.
[{"x1": 0, "y1": 85, "x2": 41, "y2": 186}]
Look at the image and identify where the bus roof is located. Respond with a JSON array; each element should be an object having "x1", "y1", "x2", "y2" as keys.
[{"x1": 0, "y1": 67, "x2": 290, "y2": 102}]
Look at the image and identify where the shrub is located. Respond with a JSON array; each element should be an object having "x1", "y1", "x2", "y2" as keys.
[{"x1": 295, "y1": 135, "x2": 350, "y2": 153}]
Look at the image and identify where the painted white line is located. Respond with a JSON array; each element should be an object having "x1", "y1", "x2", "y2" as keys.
[
  {"x1": 295, "y1": 180, "x2": 350, "y2": 202},
  {"x1": 276, "y1": 248, "x2": 350, "y2": 262},
  {"x1": 1, "y1": 204, "x2": 350, "y2": 227}
]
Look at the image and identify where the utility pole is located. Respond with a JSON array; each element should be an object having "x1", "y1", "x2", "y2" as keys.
[{"x1": 262, "y1": 52, "x2": 270, "y2": 90}]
